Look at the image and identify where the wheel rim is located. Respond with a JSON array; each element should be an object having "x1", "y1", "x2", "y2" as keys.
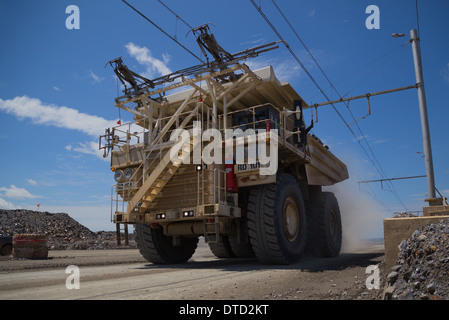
[
  {"x1": 329, "y1": 208, "x2": 338, "y2": 242},
  {"x1": 282, "y1": 196, "x2": 300, "y2": 242}
]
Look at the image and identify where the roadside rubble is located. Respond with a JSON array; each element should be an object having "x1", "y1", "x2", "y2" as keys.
[
  {"x1": 0, "y1": 209, "x2": 136, "y2": 250},
  {"x1": 383, "y1": 219, "x2": 449, "y2": 300}
]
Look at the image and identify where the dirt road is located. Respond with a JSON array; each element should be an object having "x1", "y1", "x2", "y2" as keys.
[{"x1": 0, "y1": 239, "x2": 385, "y2": 300}]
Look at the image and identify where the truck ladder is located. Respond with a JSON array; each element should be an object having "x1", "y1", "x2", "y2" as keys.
[
  {"x1": 126, "y1": 102, "x2": 201, "y2": 215},
  {"x1": 203, "y1": 218, "x2": 220, "y2": 243},
  {"x1": 126, "y1": 140, "x2": 193, "y2": 214}
]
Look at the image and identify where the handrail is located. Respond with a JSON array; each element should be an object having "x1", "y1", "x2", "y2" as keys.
[{"x1": 213, "y1": 168, "x2": 226, "y2": 204}]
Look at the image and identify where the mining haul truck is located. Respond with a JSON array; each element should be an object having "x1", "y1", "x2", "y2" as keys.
[{"x1": 99, "y1": 29, "x2": 348, "y2": 265}]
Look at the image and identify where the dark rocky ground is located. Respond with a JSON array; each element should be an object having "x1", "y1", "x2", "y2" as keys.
[
  {"x1": 0, "y1": 209, "x2": 136, "y2": 250},
  {"x1": 383, "y1": 219, "x2": 449, "y2": 300}
]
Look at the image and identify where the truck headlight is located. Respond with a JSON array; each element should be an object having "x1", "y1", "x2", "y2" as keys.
[
  {"x1": 124, "y1": 168, "x2": 133, "y2": 181},
  {"x1": 183, "y1": 210, "x2": 194, "y2": 217},
  {"x1": 114, "y1": 170, "x2": 124, "y2": 183}
]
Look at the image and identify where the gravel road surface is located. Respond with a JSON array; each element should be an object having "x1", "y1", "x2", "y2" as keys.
[{"x1": 0, "y1": 239, "x2": 385, "y2": 300}]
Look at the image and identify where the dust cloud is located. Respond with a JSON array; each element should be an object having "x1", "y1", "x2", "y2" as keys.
[{"x1": 325, "y1": 180, "x2": 387, "y2": 253}]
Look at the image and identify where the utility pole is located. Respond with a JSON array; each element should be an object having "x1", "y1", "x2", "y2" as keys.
[{"x1": 410, "y1": 29, "x2": 437, "y2": 201}]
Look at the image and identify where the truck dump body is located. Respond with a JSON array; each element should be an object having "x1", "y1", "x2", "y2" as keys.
[{"x1": 306, "y1": 135, "x2": 349, "y2": 186}]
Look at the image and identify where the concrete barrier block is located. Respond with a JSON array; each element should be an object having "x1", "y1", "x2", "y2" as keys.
[{"x1": 383, "y1": 215, "x2": 449, "y2": 269}]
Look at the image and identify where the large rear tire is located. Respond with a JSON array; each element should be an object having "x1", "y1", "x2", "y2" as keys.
[
  {"x1": 228, "y1": 220, "x2": 255, "y2": 258},
  {"x1": 247, "y1": 174, "x2": 307, "y2": 264},
  {"x1": 208, "y1": 236, "x2": 235, "y2": 258},
  {"x1": 306, "y1": 192, "x2": 342, "y2": 258},
  {"x1": 0, "y1": 243, "x2": 12, "y2": 256},
  {"x1": 135, "y1": 224, "x2": 198, "y2": 264}
]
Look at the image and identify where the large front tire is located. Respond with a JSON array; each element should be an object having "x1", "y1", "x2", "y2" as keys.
[
  {"x1": 135, "y1": 224, "x2": 198, "y2": 264},
  {"x1": 247, "y1": 174, "x2": 307, "y2": 264}
]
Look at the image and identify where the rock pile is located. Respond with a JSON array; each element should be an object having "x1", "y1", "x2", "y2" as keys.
[
  {"x1": 0, "y1": 209, "x2": 136, "y2": 250},
  {"x1": 384, "y1": 219, "x2": 449, "y2": 300}
]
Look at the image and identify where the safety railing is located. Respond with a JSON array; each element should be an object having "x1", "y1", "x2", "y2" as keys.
[
  {"x1": 111, "y1": 184, "x2": 126, "y2": 222},
  {"x1": 223, "y1": 104, "x2": 281, "y2": 136}
]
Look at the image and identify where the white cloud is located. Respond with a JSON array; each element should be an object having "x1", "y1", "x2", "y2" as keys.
[
  {"x1": 0, "y1": 197, "x2": 16, "y2": 209},
  {"x1": 161, "y1": 53, "x2": 171, "y2": 65},
  {"x1": 373, "y1": 138, "x2": 389, "y2": 145},
  {"x1": 69, "y1": 141, "x2": 108, "y2": 161},
  {"x1": 241, "y1": 33, "x2": 265, "y2": 47},
  {"x1": 0, "y1": 185, "x2": 39, "y2": 200},
  {"x1": 0, "y1": 96, "x2": 120, "y2": 160},
  {"x1": 354, "y1": 134, "x2": 388, "y2": 145},
  {"x1": 0, "y1": 96, "x2": 118, "y2": 137},
  {"x1": 308, "y1": 9, "x2": 316, "y2": 18},
  {"x1": 87, "y1": 71, "x2": 104, "y2": 84},
  {"x1": 125, "y1": 42, "x2": 171, "y2": 78},
  {"x1": 53, "y1": 86, "x2": 61, "y2": 91},
  {"x1": 27, "y1": 179, "x2": 38, "y2": 186}
]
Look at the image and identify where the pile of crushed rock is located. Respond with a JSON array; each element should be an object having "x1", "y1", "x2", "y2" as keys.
[
  {"x1": 384, "y1": 219, "x2": 449, "y2": 300},
  {"x1": 0, "y1": 209, "x2": 136, "y2": 250}
]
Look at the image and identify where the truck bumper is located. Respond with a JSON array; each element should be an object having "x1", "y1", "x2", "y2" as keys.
[{"x1": 113, "y1": 201, "x2": 241, "y2": 225}]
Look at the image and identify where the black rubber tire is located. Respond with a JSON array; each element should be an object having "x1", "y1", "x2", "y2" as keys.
[
  {"x1": 208, "y1": 236, "x2": 235, "y2": 258},
  {"x1": 247, "y1": 174, "x2": 307, "y2": 264},
  {"x1": 135, "y1": 224, "x2": 198, "y2": 264},
  {"x1": 306, "y1": 192, "x2": 342, "y2": 258},
  {"x1": 228, "y1": 220, "x2": 255, "y2": 258},
  {"x1": 0, "y1": 243, "x2": 12, "y2": 256}
]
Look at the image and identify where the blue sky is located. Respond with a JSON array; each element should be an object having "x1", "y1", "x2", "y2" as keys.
[{"x1": 0, "y1": 1, "x2": 448, "y2": 237}]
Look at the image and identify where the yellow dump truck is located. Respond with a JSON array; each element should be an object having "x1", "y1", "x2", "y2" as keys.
[{"x1": 99, "y1": 31, "x2": 348, "y2": 264}]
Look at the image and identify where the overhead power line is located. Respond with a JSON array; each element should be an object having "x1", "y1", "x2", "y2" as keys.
[
  {"x1": 305, "y1": 41, "x2": 408, "y2": 102},
  {"x1": 121, "y1": 0, "x2": 203, "y2": 63},
  {"x1": 269, "y1": 0, "x2": 407, "y2": 210},
  {"x1": 157, "y1": 0, "x2": 194, "y2": 30},
  {"x1": 358, "y1": 175, "x2": 427, "y2": 185},
  {"x1": 251, "y1": 0, "x2": 408, "y2": 211}
]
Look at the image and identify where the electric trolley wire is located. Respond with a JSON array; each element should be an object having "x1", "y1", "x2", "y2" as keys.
[
  {"x1": 306, "y1": 41, "x2": 408, "y2": 102},
  {"x1": 270, "y1": 0, "x2": 408, "y2": 211},
  {"x1": 157, "y1": 0, "x2": 194, "y2": 30},
  {"x1": 341, "y1": 41, "x2": 408, "y2": 98},
  {"x1": 251, "y1": 0, "x2": 408, "y2": 211},
  {"x1": 156, "y1": 0, "x2": 206, "y2": 64},
  {"x1": 274, "y1": 0, "x2": 407, "y2": 212},
  {"x1": 121, "y1": 0, "x2": 203, "y2": 63}
]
